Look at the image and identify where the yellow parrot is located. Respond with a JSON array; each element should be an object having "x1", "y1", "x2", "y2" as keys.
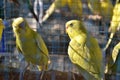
[
  {"x1": 67, "y1": 0, "x2": 82, "y2": 18},
  {"x1": 0, "y1": 19, "x2": 5, "y2": 41},
  {"x1": 42, "y1": 0, "x2": 82, "y2": 22},
  {"x1": 104, "y1": 1, "x2": 120, "y2": 50},
  {"x1": 105, "y1": 42, "x2": 120, "y2": 74},
  {"x1": 87, "y1": 0, "x2": 113, "y2": 21},
  {"x1": 12, "y1": 17, "x2": 50, "y2": 79},
  {"x1": 65, "y1": 20, "x2": 104, "y2": 80},
  {"x1": 87, "y1": 0, "x2": 101, "y2": 15},
  {"x1": 100, "y1": 0, "x2": 113, "y2": 21}
]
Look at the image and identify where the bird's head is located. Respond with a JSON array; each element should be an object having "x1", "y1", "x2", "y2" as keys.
[
  {"x1": 65, "y1": 20, "x2": 87, "y2": 39},
  {"x1": 12, "y1": 17, "x2": 27, "y2": 34}
]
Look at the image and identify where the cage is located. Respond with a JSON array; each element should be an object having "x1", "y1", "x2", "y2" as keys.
[{"x1": 0, "y1": 0, "x2": 119, "y2": 80}]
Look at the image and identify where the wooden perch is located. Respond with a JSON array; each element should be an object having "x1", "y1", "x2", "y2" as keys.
[
  {"x1": 0, "y1": 66, "x2": 119, "y2": 80},
  {"x1": 0, "y1": 67, "x2": 84, "y2": 80}
]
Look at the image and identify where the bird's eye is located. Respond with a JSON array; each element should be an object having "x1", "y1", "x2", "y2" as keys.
[
  {"x1": 70, "y1": 23, "x2": 73, "y2": 27},
  {"x1": 19, "y1": 22, "x2": 25, "y2": 28}
]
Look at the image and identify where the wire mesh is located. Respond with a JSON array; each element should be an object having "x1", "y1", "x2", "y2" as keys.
[{"x1": 0, "y1": 0, "x2": 119, "y2": 80}]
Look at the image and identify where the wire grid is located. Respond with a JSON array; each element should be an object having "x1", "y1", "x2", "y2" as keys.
[
  {"x1": 0, "y1": 0, "x2": 119, "y2": 80},
  {"x1": 0, "y1": 0, "x2": 76, "y2": 72}
]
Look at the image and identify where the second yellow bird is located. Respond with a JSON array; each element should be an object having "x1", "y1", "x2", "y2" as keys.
[{"x1": 66, "y1": 20, "x2": 104, "y2": 80}]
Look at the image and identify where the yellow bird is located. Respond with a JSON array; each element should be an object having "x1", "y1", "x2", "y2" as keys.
[
  {"x1": 67, "y1": 0, "x2": 82, "y2": 18},
  {"x1": 104, "y1": 1, "x2": 120, "y2": 50},
  {"x1": 42, "y1": 0, "x2": 82, "y2": 22},
  {"x1": 0, "y1": 19, "x2": 5, "y2": 41},
  {"x1": 65, "y1": 20, "x2": 104, "y2": 80},
  {"x1": 87, "y1": 0, "x2": 101, "y2": 15},
  {"x1": 12, "y1": 17, "x2": 50, "y2": 79},
  {"x1": 100, "y1": 0, "x2": 113, "y2": 21},
  {"x1": 87, "y1": 0, "x2": 113, "y2": 21}
]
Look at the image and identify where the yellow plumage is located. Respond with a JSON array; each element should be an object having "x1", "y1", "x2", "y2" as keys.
[
  {"x1": 109, "y1": 1, "x2": 120, "y2": 33},
  {"x1": 12, "y1": 17, "x2": 49, "y2": 71},
  {"x1": 104, "y1": 1, "x2": 120, "y2": 50},
  {"x1": 105, "y1": 42, "x2": 120, "y2": 73},
  {"x1": 42, "y1": 0, "x2": 82, "y2": 22},
  {"x1": 0, "y1": 19, "x2": 5, "y2": 41},
  {"x1": 42, "y1": 0, "x2": 67, "y2": 22},
  {"x1": 67, "y1": 0, "x2": 82, "y2": 17},
  {"x1": 87, "y1": 0, "x2": 101, "y2": 15},
  {"x1": 87, "y1": 0, "x2": 113, "y2": 21},
  {"x1": 112, "y1": 43, "x2": 120, "y2": 63},
  {"x1": 100, "y1": 0, "x2": 113, "y2": 21},
  {"x1": 66, "y1": 20, "x2": 104, "y2": 80}
]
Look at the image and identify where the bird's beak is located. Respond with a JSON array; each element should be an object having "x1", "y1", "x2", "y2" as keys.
[
  {"x1": 65, "y1": 26, "x2": 68, "y2": 34},
  {"x1": 66, "y1": 26, "x2": 68, "y2": 29}
]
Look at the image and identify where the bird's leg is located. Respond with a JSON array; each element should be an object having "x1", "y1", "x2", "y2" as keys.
[
  {"x1": 40, "y1": 70, "x2": 45, "y2": 80},
  {"x1": 72, "y1": 72, "x2": 76, "y2": 80},
  {"x1": 37, "y1": 65, "x2": 46, "y2": 80},
  {"x1": 19, "y1": 63, "x2": 30, "y2": 80}
]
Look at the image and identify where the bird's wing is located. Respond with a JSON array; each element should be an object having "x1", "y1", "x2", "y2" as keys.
[
  {"x1": 68, "y1": 39, "x2": 91, "y2": 71},
  {"x1": 67, "y1": 0, "x2": 82, "y2": 17},
  {"x1": 112, "y1": 42, "x2": 120, "y2": 64},
  {"x1": 69, "y1": 37, "x2": 103, "y2": 75},
  {"x1": 106, "y1": 42, "x2": 120, "y2": 73},
  {"x1": 16, "y1": 41, "x2": 22, "y2": 54},
  {"x1": 34, "y1": 32, "x2": 49, "y2": 58}
]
